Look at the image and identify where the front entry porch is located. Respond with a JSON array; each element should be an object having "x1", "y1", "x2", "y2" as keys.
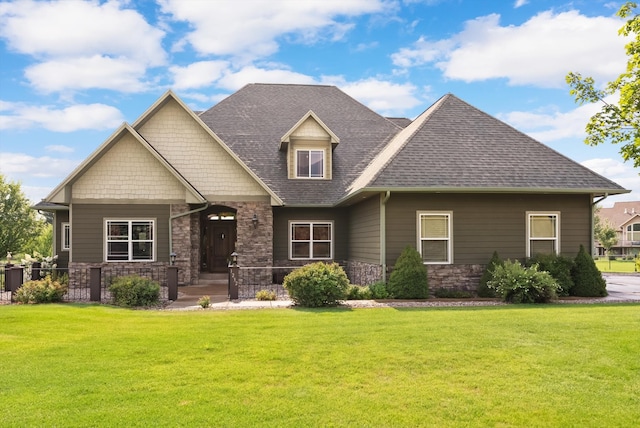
[{"x1": 171, "y1": 273, "x2": 229, "y2": 308}]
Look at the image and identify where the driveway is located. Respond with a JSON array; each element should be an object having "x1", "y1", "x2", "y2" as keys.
[{"x1": 604, "y1": 274, "x2": 640, "y2": 301}]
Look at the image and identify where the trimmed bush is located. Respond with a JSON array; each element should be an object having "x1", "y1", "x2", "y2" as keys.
[
  {"x1": 571, "y1": 245, "x2": 607, "y2": 297},
  {"x1": 368, "y1": 281, "x2": 390, "y2": 299},
  {"x1": 14, "y1": 275, "x2": 67, "y2": 304},
  {"x1": 433, "y1": 288, "x2": 472, "y2": 299},
  {"x1": 346, "y1": 285, "x2": 373, "y2": 300},
  {"x1": 478, "y1": 251, "x2": 501, "y2": 297},
  {"x1": 387, "y1": 246, "x2": 428, "y2": 299},
  {"x1": 526, "y1": 253, "x2": 575, "y2": 296},
  {"x1": 198, "y1": 295, "x2": 211, "y2": 308},
  {"x1": 283, "y1": 262, "x2": 349, "y2": 307},
  {"x1": 255, "y1": 289, "x2": 277, "y2": 301},
  {"x1": 108, "y1": 275, "x2": 160, "y2": 307},
  {"x1": 488, "y1": 260, "x2": 559, "y2": 304}
]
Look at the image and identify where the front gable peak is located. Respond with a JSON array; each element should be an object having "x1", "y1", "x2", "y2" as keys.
[{"x1": 280, "y1": 110, "x2": 339, "y2": 151}]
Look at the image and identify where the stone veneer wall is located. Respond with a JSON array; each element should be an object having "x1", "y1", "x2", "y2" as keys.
[
  {"x1": 68, "y1": 262, "x2": 169, "y2": 288},
  {"x1": 345, "y1": 260, "x2": 383, "y2": 286},
  {"x1": 170, "y1": 204, "x2": 192, "y2": 286},
  {"x1": 425, "y1": 264, "x2": 485, "y2": 294}
]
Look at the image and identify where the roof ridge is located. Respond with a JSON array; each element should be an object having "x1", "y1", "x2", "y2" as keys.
[{"x1": 345, "y1": 94, "x2": 451, "y2": 195}]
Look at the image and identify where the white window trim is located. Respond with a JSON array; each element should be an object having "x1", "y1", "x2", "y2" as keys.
[
  {"x1": 61, "y1": 222, "x2": 70, "y2": 251},
  {"x1": 526, "y1": 212, "x2": 560, "y2": 257},
  {"x1": 289, "y1": 220, "x2": 334, "y2": 260},
  {"x1": 294, "y1": 149, "x2": 325, "y2": 179},
  {"x1": 416, "y1": 211, "x2": 453, "y2": 264},
  {"x1": 104, "y1": 219, "x2": 156, "y2": 262},
  {"x1": 626, "y1": 223, "x2": 640, "y2": 241}
]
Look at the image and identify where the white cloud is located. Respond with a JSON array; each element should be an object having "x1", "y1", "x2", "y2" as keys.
[
  {"x1": 514, "y1": 0, "x2": 528, "y2": 8},
  {"x1": 581, "y1": 158, "x2": 640, "y2": 205},
  {"x1": 45, "y1": 145, "x2": 74, "y2": 154},
  {"x1": 0, "y1": 102, "x2": 123, "y2": 132},
  {"x1": 0, "y1": 0, "x2": 166, "y2": 93},
  {"x1": 170, "y1": 61, "x2": 230, "y2": 90},
  {"x1": 0, "y1": 152, "x2": 79, "y2": 179},
  {"x1": 334, "y1": 78, "x2": 423, "y2": 116},
  {"x1": 217, "y1": 66, "x2": 317, "y2": 91},
  {"x1": 159, "y1": 0, "x2": 387, "y2": 61},
  {"x1": 392, "y1": 10, "x2": 627, "y2": 88}
]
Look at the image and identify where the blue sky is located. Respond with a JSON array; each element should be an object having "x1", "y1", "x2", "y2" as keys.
[{"x1": 0, "y1": 0, "x2": 638, "y2": 206}]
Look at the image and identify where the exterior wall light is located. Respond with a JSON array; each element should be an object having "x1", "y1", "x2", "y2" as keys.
[
  {"x1": 252, "y1": 213, "x2": 258, "y2": 228},
  {"x1": 170, "y1": 252, "x2": 177, "y2": 265}
]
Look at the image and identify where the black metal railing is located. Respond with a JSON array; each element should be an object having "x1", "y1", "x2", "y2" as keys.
[{"x1": 233, "y1": 266, "x2": 294, "y2": 299}]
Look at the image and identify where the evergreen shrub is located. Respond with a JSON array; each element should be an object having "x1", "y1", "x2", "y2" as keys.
[
  {"x1": 283, "y1": 262, "x2": 349, "y2": 307},
  {"x1": 488, "y1": 260, "x2": 559, "y2": 304},
  {"x1": 387, "y1": 246, "x2": 428, "y2": 299},
  {"x1": 368, "y1": 281, "x2": 390, "y2": 299},
  {"x1": 108, "y1": 275, "x2": 160, "y2": 307},
  {"x1": 478, "y1": 251, "x2": 502, "y2": 297},
  {"x1": 571, "y1": 245, "x2": 607, "y2": 297},
  {"x1": 346, "y1": 284, "x2": 373, "y2": 300},
  {"x1": 526, "y1": 253, "x2": 575, "y2": 296}
]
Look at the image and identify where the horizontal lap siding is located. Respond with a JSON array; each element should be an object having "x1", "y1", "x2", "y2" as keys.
[
  {"x1": 55, "y1": 210, "x2": 70, "y2": 268},
  {"x1": 385, "y1": 193, "x2": 591, "y2": 265},
  {"x1": 273, "y1": 207, "x2": 349, "y2": 261},
  {"x1": 348, "y1": 196, "x2": 380, "y2": 264},
  {"x1": 71, "y1": 204, "x2": 170, "y2": 263}
]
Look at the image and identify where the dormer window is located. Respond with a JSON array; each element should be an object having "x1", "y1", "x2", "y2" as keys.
[{"x1": 296, "y1": 149, "x2": 324, "y2": 178}]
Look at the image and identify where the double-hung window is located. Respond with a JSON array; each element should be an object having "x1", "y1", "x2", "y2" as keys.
[
  {"x1": 290, "y1": 221, "x2": 332, "y2": 259},
  {"x1": 106, "y1": 219, "x2": 154, "y2": 262},
  {"x1": 417, "y1": 212, "x2": 452, "y2": 264},
  {"x1": 61, "y1": 222, "x2": 71, "y2": 251},
  {"x1": 626, "y1": 223, "x2": 640, "y2": 242},
  {"x1": 527, "y1": 213, "x2": 559, "y2": 256},
  {"x1": 296, "y1": 149, "x2": 324, "y2": 178}
]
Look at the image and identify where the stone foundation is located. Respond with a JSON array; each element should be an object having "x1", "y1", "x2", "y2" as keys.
[
  {"x1": 68, "y1": 262, "x2": 169, "y2": 288},
  {"x1": 426, "y1": 264, "x2": 485, "y2": 294},
  {"x1": 345, "y1": 260, "x2": 383, "y2": 286}
]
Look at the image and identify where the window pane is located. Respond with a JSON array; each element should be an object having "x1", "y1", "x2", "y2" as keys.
[
  {"x1": 293, "y1": 224, "x2": 310, "y2": 240},
  {"x1": 297, "y1": 151, "x2": 310, "y2": 177},
  {"x1": 313, "y1": 224, "x2": 330, "y2": 240},
  {"x1": 292, "y1": 242, "x2": 310, "y2": 258},
  {"x1": 421, "y1": 240, "x2": 448, "y2": 263},
  {"x1": 530, "y1": 216, "x2": 556, "y2": 238},
  {"x1": 107, "y1": 242, "x2": 129, "y2": 260},
  {"x1": 421, "y1": 215, "x2": 448, "y2": 238},
  {"x1": 310, "y1": 151, "x2": 323, "y2": 178},
  {"x1": 313, "y1": 242, "x2": 331, "y2": 258},
  {"x1": 530, "y1": 240, "x2": 555, "y2": 256},
  {"x1": 108, "y1": 222, "x2": 129, "y2": 240},
  {"x1": 132, "y1": 242, "x2": 152, "y2": 260},
  {"x1": 132, "y1": 222, "x2": 152, "y2": 240}
]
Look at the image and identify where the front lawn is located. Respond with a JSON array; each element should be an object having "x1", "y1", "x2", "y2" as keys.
[
  {"x1": 595, "y1": 258, "x2": 637, "y2": 273},
  {"x1": 1, "y1": 304, "x2": 639, "y2": 427}
]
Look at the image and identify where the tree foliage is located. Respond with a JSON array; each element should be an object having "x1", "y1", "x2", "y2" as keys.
[
  {"x1": 0, "y1": 174, "x2": 45, "y2": 257},
  {"x1": 566, "y1": 2, "x2": 640, "y2": 167},
  {"x1": 387, "y1": 245, "x2": 428, "y2": 299}
]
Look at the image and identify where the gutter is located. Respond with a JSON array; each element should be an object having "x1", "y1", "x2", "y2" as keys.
[{"x1": 169, "y1": 202, "x2": 209, "y2": 263}]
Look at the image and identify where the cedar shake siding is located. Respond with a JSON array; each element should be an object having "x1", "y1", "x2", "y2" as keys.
[
  {"x1": 385, "y1": 193, "x2": 591, "y2": 266},
  {"x1": 273, "y1": 207, "x2": 349, "y2": 264},
  {"x1": 71, "y1": 204, "x2": 170, "y2": 263}
]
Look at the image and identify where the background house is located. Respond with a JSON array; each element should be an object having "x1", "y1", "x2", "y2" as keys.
[{"x1": 596, "y1": 201, "x2": 640, "y2": 257}]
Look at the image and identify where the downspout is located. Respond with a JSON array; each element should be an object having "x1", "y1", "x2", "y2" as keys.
[
  {"x1": 591, "y1": 194, "x2": 608, "y2": 257},
  {"x1": 169, "y1": 202, "x2": 209, "y2": 263},
  {"x1": 381, "y1": 191, "x2": 391, "y2": 281}
]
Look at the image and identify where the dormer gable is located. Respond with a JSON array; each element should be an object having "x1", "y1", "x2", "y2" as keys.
[{"x1": 280, "y1": 110, "x2": 339, "y2": 151}]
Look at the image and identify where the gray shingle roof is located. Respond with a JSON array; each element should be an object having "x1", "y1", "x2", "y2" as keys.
[
  {"x1": 198, "y1": 84, "x2": 401, "y2": 205},
  {"x1": 199, "y1": 85, "x2": 627, "y2": 205},
  {"x1": 367, "y1": 94, "x2": 627, "y2": 194}
]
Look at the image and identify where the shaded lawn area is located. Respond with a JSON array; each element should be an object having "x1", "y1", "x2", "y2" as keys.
[
  {"x1": 1, "y1": 304, "x2": 639, "y2": 427},
  {"x1": 595, "y1": 259, "x2": 637, "y2": 273}
]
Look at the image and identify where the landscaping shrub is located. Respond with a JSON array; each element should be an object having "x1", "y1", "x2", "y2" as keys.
[
  {"x1": 283, "y1": 262, "x2": 349, "y2": 307},
  {"x1": 108, "y1": 275, "x2": 160, "y2": 307},
  {"x1": 433, "y1": 288, "x2": 472, "y2": 298},
  {"x1": 478, "y1": 251, "x2": 501, "y2": 297},
  {"x1": 387, "y1": 246, "x2": 428, "y2": 299},
  {"x1": 488, "y1": 260, "x2": 559, "y2": 304},
  {"x1": 13, "y1": 275, "x2": 67, "y2": 304},
  {"x1": 368, "y1": 281, "x2": 390, "y2": 299},
  {"x1": 571, "y1": 245, "x2": 607, "y2": 297},
  {"x1": 198, "y1": 295, "x2": 211, "y2": 308},
  {"x1": 255, "y1": 289, "x2": 277, "y2": 301},
  {"x1": 526, "y1": 253, "x2": 575, "y2": 296},
  {"x1": 346, "y1": 284, "x2": 373, "y2": 300}
]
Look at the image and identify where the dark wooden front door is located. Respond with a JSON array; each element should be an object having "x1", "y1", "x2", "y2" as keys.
[{"x1": 206, "y1": 222, "x2": 235, "y2": 273}]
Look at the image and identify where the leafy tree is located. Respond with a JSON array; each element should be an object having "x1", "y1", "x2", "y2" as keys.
[
  {"x1": 26, "y1": 223, "x2": 53, "y2": 257},
  {"x1": 0, "y1": 174, "x2": 45, "y2": 257},
  {"x1": 566, "y1": 2, "x2": 640, "y2": 167}
]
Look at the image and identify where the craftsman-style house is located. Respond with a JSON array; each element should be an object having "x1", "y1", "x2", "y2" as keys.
[
  {"x1": 596, "y1": 201, "x2": 640, "y2": 257},
  {"x1": 38, "y1": 84, "x2": 628, "y2": 290}
]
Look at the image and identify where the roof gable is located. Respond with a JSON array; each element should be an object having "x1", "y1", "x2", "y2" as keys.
[{"x1": 280, "y1": 110, "x2": 340, "y2": 150}]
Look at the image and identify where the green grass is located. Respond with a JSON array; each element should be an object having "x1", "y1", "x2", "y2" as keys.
[
  {"x1": 595, "y1": 258, "x2": 638, "y2": 273},
  {"x1": 1, "y1": 304, "x2": 639, "y2": 427}
]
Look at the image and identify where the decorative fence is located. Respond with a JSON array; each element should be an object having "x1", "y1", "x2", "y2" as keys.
[
  {"x1": 1, "y1": 264, "x2": 178, "y2": 304},
  {"x1": 230, "y1": 266, "x2": 294, "y2": 300}
]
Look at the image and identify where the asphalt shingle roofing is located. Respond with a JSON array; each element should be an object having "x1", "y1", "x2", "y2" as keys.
[{"x1": 198, "y1": 84, "x2": 627, "y2": 206}]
